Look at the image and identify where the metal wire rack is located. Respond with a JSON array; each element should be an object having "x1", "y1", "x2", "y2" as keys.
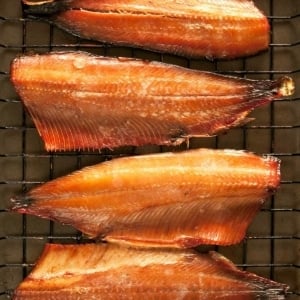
[{"x1": 0, "y1": 0, "x2": 299, "y2": 298}]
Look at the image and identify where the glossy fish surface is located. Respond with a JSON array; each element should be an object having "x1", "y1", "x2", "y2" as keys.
[
  {"x1": 13, "y1": 243, "x2": 288, "y2": 300},
  {"x1": 11, "y1": 51, "x2": 295, "y2": 152},
  {"x1": 11, "y1": 149, "x2": 280, "y2": 248},
  {"x1": 23, "y1": 0, "x2": 270, "y2": 59}
]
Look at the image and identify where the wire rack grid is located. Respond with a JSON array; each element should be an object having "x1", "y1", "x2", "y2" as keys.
[{"x1": 0, "y1": 0, "x2": 299, "y2": 299}]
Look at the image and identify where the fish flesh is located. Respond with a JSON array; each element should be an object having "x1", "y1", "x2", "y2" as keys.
[
  {"x1": 11, "y1": 51, "x2": 295, "y2": 152},
  {"x1": 10, "y1": 149, "x2": 280, "y2": 247},
  {"x1": 14, "y1": 243, "x2": 288, "y2": 299},
  {"x1": 23, "y1": 0, "x2": 270, "y2": 59},
  {"x1": 11, "y1": 148, "x2": 280, "y2": 248},
  {"x1": 13, "y1": 243, "x2": 288, "y2": 299}
]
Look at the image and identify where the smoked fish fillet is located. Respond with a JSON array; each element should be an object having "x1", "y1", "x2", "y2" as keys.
[
  {"x1": 11, "y1": 149, "x2": 280, "y2": 248},
  {"x1": 23, "y1": 0, "x2": 270, "y2": 59},
  {"x1": 11, "y1": 51, "x2": 295, "y2": 152},
  {"x1": 13, "y1": 243, "x2": 288, "y2": 300}
]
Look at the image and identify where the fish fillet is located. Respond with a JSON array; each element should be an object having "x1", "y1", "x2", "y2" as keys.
[
  {"x1": 11, "y1": 149, "x2": 280, "y2": 248},
  {"x1": 13, "y1": 243, "x2": 288, "y2": 300},
  {"x1": 10, "y1": 51, "x2": 295, "y2": 152},
  {"x1": 23, "y1": 0, "x2": 270, "y2": 59}
]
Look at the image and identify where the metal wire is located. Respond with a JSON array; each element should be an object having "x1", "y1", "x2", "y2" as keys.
[{"x1": 0, "y1": 0, "x2": 299, "y2": 298}]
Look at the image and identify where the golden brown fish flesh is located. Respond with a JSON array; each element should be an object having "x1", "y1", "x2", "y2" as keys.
[
  {"x1": 23, "y1": 0, "x2": 270, "y2": 59},
  {"x1": 13, "y1": 243, "x2": 288, "y2": 300},
  {"x1": 11, "y1": 51, "x2": 294, "y2": 152},
  {"x1": 11, "y1": 149, "x2": 280, "y2": 248}
]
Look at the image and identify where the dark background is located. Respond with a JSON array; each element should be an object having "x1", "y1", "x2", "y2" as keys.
[{"x1": 0, "y1": 1, "x2": 299, "y2": 298}]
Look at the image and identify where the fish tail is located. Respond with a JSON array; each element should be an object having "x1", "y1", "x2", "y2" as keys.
[
  {"x1": 251, "y1": 76, "x2": 295, "y2": 99},
  {"x1": 275, "y1": 76, "x2": 295, "y2": 97},
  {"x1": 22, "y1": 0, "x2": 72, "y2": 15},
  {"x1": 10, "y1": 194, "x2": 34, "y2": 213}
]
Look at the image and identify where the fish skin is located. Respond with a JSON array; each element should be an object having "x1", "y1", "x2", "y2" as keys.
[
  {"x1": 13, "y1": 243, "x2": 288, "y2": 300},
  {"x1": 11, "y1": 149, "x2": 280, "y2": 248},
  {"x1": 10, "y1": 51, "x2": 294, "y2": 152},
  {"x1": 23, "y1": 0, "x2": 270, "y2": 59}
]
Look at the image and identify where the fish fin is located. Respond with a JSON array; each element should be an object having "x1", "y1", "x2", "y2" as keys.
[
  {"x1": 236, "y1": 117, "x2": 255, "y2": 127},
  {"x1": 105, "y1": 197, "x2": 263, "y2": 248},
  {"x1": 208, "y1": 251, "x2": 289, "y2": 298},
  {"x1": 209, "y1": 251, "x2": 237, "y2": 268},
  {"x1": 28, "y1": 104, "x2": 187, "y2": 151}
]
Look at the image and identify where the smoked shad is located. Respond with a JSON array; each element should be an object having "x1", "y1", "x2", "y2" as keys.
[
  {"x1": 11, "y1": 149, "x2": 280, "y2": 248},
  {"x1": 13, "y1": 243, "x2": 288, "y2": 300},
  {"x1": 11, "y1": 52, "x2": 295, "y2": 152},
  {"x1": 23, "y1": 0, "x2": 270, "y2": 59}
]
